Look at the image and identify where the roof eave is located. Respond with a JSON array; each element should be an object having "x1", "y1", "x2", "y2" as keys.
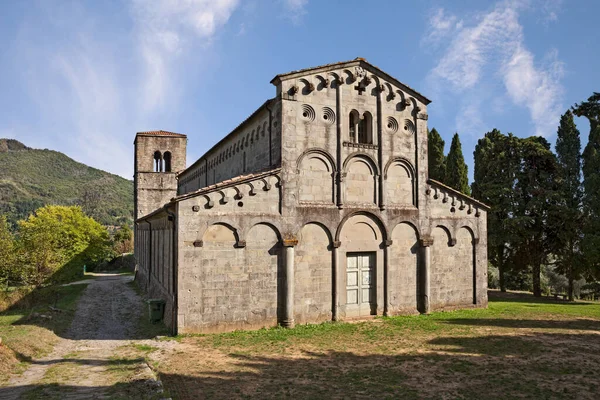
[{"x1": 427, "y1": 179, "x2": 491, "y2": 210}]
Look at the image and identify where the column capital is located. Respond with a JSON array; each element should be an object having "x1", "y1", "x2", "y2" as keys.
[
  {"x1": 282, "y1": 238, "x2": 298, "y2": 247},
  {"x1": 419, "y1": 236, "x2": 434, "y2": 247},
  {"x1": 332, "y1": 241, "x2": 342, "y2": 248},
  {"x1": 382, "y1": 239, "x2": 393, "y2": 247}
]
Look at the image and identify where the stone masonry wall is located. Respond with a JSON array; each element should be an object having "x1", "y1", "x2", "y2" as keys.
[{"x1": 177, "y1": 101, "x2": 282, "y2": 195}]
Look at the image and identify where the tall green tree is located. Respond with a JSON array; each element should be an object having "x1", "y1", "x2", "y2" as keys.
[
  {"x1": 554, "y1": 110, "x2": 583, "y2": 300},
  {"x1": 574, "y1": 93, "x2": 600, "y2": 275},
  {"x1": 428, "y1": 128, "x2": 446, "y2": 182},
  {"x1": 512, "y1": 137, "x2": 561, "y2": 297},
  {"x1": 472, "y1": 129, "x2": 521, "y2": 292},
  {"x1": 445, "y1": 133, "x2": 471, "y2": 195},
  {"x1": 0, "y1": 215, "x2": 17, "y2": 287}
]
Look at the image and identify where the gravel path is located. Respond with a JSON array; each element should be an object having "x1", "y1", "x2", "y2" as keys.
[{"x1": 0, "y1": 275, "x2": 169, "y2": 400}]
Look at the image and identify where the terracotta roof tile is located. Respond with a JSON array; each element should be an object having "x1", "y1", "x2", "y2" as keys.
[{"x1": 136, "y1": 130, "x2": 187, "y2": 137}]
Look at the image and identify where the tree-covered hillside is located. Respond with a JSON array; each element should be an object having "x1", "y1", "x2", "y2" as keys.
[{"x1": 0, "y1": 139, "x2": 133, "y2": 227}]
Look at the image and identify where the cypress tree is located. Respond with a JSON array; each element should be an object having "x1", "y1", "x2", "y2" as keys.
[
  {"x1": 428, "y1": 128, "x2": 446, "y2": 182},
  {"x1": 512, "y1": 137, "x2": 560, "y2": 297},
  {"x1": 574, "y1": 93, "x2": 600, "y2": 275},
  {"x1": 445, "y1": 133, "x2": 470, "y2": 195},
  {"x1": 473, "y1": 129, "x2": 520, "y2": 292},
  {"x1": 554, "y1": 110, "x2": 583, "y2": 300}
]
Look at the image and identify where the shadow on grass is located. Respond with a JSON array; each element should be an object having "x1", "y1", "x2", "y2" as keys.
[
  {"x1": 488, "y1": 290, "x2": 591, "y2": 305},
  {"x1": 440, "y1": 317, "x2": 600, "y2": 331},
  {"x1": 159, "y1": 331, "x2": 600, "y2": 399},
  {"x1": 2, "y1": 331, "x2": 600, "y2": 399}
]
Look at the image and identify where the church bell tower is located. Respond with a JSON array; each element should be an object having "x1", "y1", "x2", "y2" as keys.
[{"x1": 134, "y1": 130, "x2": 187, "y2": 220}]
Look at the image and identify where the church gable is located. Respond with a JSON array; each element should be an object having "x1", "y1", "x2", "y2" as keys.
[{"x1": 271, "y1": 58, "x2": 431, "y2": 109}]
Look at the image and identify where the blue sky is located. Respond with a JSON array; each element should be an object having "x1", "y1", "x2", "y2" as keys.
[{"x1": 1, "y1": 0, "x2": 598, "y2": 180}]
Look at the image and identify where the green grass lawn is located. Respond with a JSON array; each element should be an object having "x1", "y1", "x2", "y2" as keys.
[{"x1": 157, "y1": 291, "x2": 600, "y2": 400}]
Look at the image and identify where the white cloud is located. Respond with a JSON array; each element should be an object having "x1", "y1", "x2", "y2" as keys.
[
  {"x1": 131, "y1": 0, "x2": 240, "y2": 112},
  {"x1": 282, "y1": 0, "x2": 308, "y2": 24},
  {"x1": 425, "y1": 1, "x2": 564, "y2": 137},
  {"x1": 12, "y1": 0, "x2": 241, "y2": 178},
  {"x1": 421, "y1": 8, "x2": 463, "y2": 47}
]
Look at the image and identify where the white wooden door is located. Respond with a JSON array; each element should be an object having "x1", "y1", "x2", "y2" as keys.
[{"x1": 346, "y1": 253, "x2": 375, "y2": 314}]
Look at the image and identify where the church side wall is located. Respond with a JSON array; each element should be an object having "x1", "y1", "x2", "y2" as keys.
[
  {"x1": 134, "y1": 213, "x2": 176, "y2": 331},
  {"x1": 175, "y1": 174, "x2": 282, "y2": 333},
  {"x1": 177, "y1": 101, "x2": 282, "y2": 195}
]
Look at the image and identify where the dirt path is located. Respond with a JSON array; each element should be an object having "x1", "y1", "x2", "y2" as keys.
[{"x1": 0, "y1": 275, "x2": 171, "y2": 400}]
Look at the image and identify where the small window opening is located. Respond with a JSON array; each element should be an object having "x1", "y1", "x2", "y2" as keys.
[
  {"x1": 349, "y1": 112, "x2": 356, "y2": 140},
  {"x1": 164, "y1": 151, "x2": 172, "y2": 172},
  {"x1": 153, "y1": 151, "x2": 163, "y2": 172},
  {"x1": 358, "y1": 112, "x2": 373, "y2": 144}
]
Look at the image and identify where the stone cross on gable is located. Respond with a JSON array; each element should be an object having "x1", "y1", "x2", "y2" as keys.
[{"x1": 354, "y1": 84, "x2": 366, "y2": 95}]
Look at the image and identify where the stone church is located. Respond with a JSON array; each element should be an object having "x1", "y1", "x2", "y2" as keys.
[{"x1": 134, "y1": 58, "x2": 489, "y2": 334}]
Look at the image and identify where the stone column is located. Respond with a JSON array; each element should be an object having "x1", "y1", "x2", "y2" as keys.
[
  {"x1": 383, "y1": 239, "x2": 393, "y2": 316},
  {"x1": 282, "y1": 238, "x2": 298, "y2": 328},
  {"x1": 332, "y1": 241, "x2": 341, "y2": 321},
  {"x1": 419, "y1": 236, "x2": 434, "y2": 314}
]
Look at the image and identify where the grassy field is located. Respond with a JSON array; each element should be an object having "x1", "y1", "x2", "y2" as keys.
[
  {"x1": 0, "y1": 283, "x2": 89, "y2": 383},
  {"x1": 156, "y1": 291, "x2": 600, "y2": 400}
]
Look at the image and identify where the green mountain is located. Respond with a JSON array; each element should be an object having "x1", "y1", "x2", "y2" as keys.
[{"x1": 0, "y1": 139, "x2": 133, "y2": 228}]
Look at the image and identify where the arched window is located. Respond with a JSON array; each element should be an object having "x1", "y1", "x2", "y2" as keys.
[
  {"x1": 358, "y1": 112, "x2": 373, "y2": 144},
  {"x1": 163, "y1": 151, "x2": 172, "y2": 172},
  {"x1": 153, "y1": 151, "x2": 163, "y2": 172},
  {"x1": 349, "y1": 110, "x2": 358, "y2": 142}
]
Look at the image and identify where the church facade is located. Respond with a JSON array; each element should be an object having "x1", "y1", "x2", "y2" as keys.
[{"x1": 133, "y1": 58, "x2": 489, "y2": 334}]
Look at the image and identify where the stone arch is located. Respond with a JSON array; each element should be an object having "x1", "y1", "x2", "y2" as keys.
[
  {"x1": 163, "y1": 151, "x2": 172, "y2": 172},
  {"x1": 299, "y1": 78, "x2": 314, "y2": 95},
  {"x1": 297, "y1": 149, "x2": 336, "y2": 204},
  {"x1": 336, "y1": 212, "x2": 387, "y2": 318},
  {"x1": 385, "y1": 158, "x2": 416, "y2": 207},
  {"x1": 368, "y1": 74, "x2": 380, "y2": 97},
  {"x1": 389, "y1": 222, "x2": 420, "y2": 314},
  {"x1": 328, "y1": 72, "x2": 342, "y2": 88},
  {"x1": 201, "y1": 223, "x2": 238, "y2": 248},
  {"x1": 348, "y1": 109, "x2": 360, "y2": 142},
  {"x1": 358, "y1": 111, "x2": 374, "y2": 144},
  {"x1": 335, "y1": 211, "x2": 388, "y2": 243},
  {"x1": 315, "y1": 74, "x2": 328, "y2": 91},
  {"x1": 153, "y1": 150, "x2": 163, "y2": 172},
  {"x1": 343, "y1": 154, "x2": 379, "y2": 205},
  {"x1": 343, "y1": 69, "x2": 355, "y2": 85},
  {"x1": 198, "y1": 221, "x2": 242, "y2": 246},
  {"x1": 295, "y1": 223, "x2": 333, "y2": 324},
  {"x1": 246, "y1": 222, "x2": 284, "y2": 325}
]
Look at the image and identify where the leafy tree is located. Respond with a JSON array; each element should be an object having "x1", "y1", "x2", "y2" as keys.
[
  {"x1": 472, "y1": 129, "x2": 521, "y2": 292},
  {"x1": 0, "y1": 215, "x2": 17, "y2": 287},
  {"x1": 428, "y1": 128, "x2": 446, "y2": 182},
  {"x1": 554, "y1": 110, "x2": 583, "y2": 300},
  {"x1": 574, "y1": 93, "x2": 600, "y2": 276},
  {"x1": 113, "y1": 224, "x2": 133, "y2": 254},
  {"x1": 512, "y1": 137, "x2": 560, "y2": 297},
  {"x1": 445, "y1": 133, "x2": 471, "y2": 195},
  {"x1": 18, "y1": 205, "x2": 112, "y2": 285}
]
